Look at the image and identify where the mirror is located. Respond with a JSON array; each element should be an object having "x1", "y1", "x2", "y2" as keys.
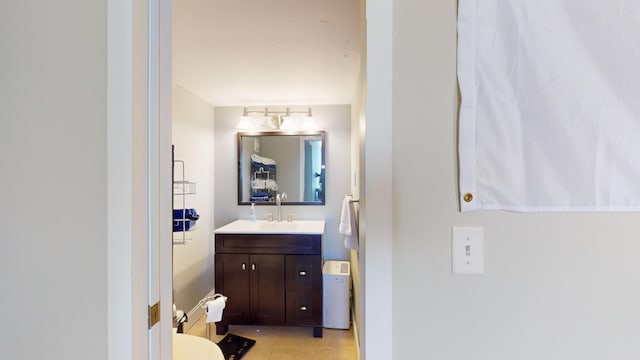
[{"x1": 238, "y1": 131, "x2": 326, "y2": 205}]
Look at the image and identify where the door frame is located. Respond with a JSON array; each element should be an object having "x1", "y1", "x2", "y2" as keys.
[{"x1": 107, "y1": 0, "x2": 173, "y2": 358}]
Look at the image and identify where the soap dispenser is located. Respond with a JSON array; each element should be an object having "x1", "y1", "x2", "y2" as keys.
[{"x1": 249, "y1": 203, "x2": 257, "y2": 222}]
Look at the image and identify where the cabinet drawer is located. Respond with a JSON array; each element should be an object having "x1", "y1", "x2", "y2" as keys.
[
  {"x1": 216, "y1": 233, "x2": 321, "y2": 255},
  {"x1": 286, "y1": 255, "x2": 321, "y2": 290},
  {"x1": 286, "y1": 290, "x2": 322, "y2": 326}
]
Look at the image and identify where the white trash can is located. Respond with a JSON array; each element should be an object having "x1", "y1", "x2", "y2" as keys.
[{"x1": 322, "y1": 261, "x2": 350, "y2": 329}]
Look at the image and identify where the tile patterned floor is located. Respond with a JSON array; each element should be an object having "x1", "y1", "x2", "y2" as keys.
[{"x1": 185, "y1": 315, "x2": 358, "y2": 360}]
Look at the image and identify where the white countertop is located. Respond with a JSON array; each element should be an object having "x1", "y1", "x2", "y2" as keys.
[{"x1": 214, "y1": 219, "x2": 325, "y2": 235}]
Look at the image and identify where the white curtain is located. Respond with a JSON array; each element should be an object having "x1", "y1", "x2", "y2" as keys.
[{"x1": 457, "y1": 0, "x2": 640, "y2": 211}]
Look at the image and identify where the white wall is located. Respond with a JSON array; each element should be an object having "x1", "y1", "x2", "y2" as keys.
[
  {"x1": 214, "y1": 105, "x2": 351, "y2": 261},
  {"x1": 2, "y1": 1, "x2": 173, "y2": 358},
  {"x1": 172, "y1": 86, "x2": 216, "y2": 313},
  {"x1": 0, "y1": 1, "x2": 108, "y2": 358},
  {"x1": 391, "y1": 1, "x2": 640, "y2": 359},
  {"x1": 363, "y1": 0, "x2": 394, "y2": 358}
]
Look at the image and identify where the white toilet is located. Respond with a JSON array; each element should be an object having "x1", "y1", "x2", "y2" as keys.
[{"x1": 173, "y1": 331, "x2": 225, "y2": 360}]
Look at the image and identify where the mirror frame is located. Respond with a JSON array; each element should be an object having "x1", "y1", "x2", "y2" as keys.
[{"x1": 237, "y1": 130, "x2": 326, "y2": 206}]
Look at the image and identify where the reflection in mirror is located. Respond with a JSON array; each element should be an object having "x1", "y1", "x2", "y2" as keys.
[{"x1": 238, "y1": 131, "x2": 326, "y2": 205}]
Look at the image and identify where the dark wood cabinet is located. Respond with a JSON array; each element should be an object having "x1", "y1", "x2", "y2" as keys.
[
  {"x1": 285, "y1": 255, "x2": 322, "y2": 327},
  {"x1": 214, "y1": 253, "x2": 285, "y2": 325},
  {"x1": 214, "y1": 232, "x2": 323, "y2": 337}
]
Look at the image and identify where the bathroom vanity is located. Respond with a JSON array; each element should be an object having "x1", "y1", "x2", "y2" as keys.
[{"x1": 214, "y1": 219, "x2": 325, "y2": 337}]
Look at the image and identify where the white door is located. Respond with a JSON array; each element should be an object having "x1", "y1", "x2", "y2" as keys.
[
  {"x1": 149, "y1": 0, "x2": 173, "y2": 358},
  {"x1": 107, "y1": 0, "x2": 172, "y2": 359}
]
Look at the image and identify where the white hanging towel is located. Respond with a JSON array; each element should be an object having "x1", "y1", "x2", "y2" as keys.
[
  {"x1": 339, "y1": 195, "x2": 359, "y2": 251},
  {"x1": 205, "y1": 296, "x2": 227, "y2": 323}
]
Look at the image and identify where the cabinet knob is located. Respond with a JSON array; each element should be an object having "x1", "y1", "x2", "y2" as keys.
[
  {"x1": 300, "y1": 306, "x2": 308, "y2": 311},
  {"x1": 242, "y1": 263, "x2": 246, "y2": 271},
  {"x1": 299, "y1": 271, "x2": 307, "y2": 276},
  {"x1": 251, "y1": 263, "x2": 256, "y2": 271}
]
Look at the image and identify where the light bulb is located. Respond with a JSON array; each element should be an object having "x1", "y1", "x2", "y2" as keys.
[
  {"x1": 237, "y1": 116, "x2": 254, "y2": 129},
  {"x1": 279, "y1": 116, "x2": 297, "y2": 130},
  {"x1": 301, "y1": 116, "x2": 317, "y2": 130}
]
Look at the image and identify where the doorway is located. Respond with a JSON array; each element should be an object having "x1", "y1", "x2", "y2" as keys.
[{"x1": 170, "y1": 0, "x2": 367, "y2": 357}]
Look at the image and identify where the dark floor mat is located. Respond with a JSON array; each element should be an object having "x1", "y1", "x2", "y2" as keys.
[{"x1": 217, "y1": 333, "x2": 256, "y2": 360}]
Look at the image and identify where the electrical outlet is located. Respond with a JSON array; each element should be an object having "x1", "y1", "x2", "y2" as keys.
[{"x1": 452, "y1": 227, "x2": 484, "y2": 274}]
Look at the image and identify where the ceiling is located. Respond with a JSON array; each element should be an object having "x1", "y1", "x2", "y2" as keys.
[{"x1": 172, "y1": 0, "x2": 362, "y2": 107}]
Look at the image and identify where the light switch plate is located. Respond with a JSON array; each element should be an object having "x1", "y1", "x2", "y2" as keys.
[{"x1": 452, "y1": 227, "x2": 484, "y2": 274}]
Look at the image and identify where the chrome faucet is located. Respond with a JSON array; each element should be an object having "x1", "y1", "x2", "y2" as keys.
[{"x1": 275, "y1": 192, "x2": 287, "y2": 222}]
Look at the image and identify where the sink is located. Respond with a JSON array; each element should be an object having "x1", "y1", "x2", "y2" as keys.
[
  {"x1": 214, "y1": 219, "x2": 325, "y2": 235},
  {"x1": 258, "y1": 221, "x2": 299, "y2": 231}
]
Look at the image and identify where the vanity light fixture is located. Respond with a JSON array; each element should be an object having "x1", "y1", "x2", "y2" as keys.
[
  {"x1": 236, "y1": 108, "x2": 255, "y2": 130},
  {"x1": 236, "y1": 108, "x2": 275, "y2": 130},
  {"x1": 237, "y1": 107, "x2": 317, "y2": 130},
  {"x1": 279, "y1": 113, "x2": 296, "y2": 130},
  {"x1": 301, "y1": 108, "x2": 317, "y2": 130}
]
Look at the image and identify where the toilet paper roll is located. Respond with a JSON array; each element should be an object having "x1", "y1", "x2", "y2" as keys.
[{"x1": 205, "y1": 296, "x2": 227, "y2": 323}]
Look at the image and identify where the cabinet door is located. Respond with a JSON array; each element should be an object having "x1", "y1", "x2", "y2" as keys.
[
  {"x1": 285, "y1": 255, "x2": 322, "y2": 325},
  {"x1": 249, "y1": 254, "x2": 285, "y2": 324},
  {"x1": 215, "y1": 254, "x2": 250, "y2": 324}
]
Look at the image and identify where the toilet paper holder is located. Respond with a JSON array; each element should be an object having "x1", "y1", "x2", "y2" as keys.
[
  {"x1": 198, "y1": 293, "x2": 226, "y2": 309},
  {"x1": 198, "y1": 293, "x2": 227, "y2": 340}
]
